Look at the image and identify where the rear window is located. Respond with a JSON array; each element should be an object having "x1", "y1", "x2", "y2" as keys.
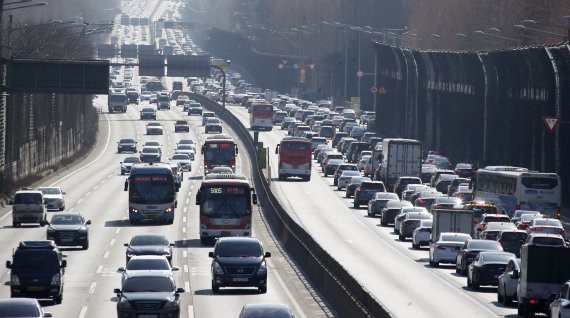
[
  {"x1": 500, "y1": 232, "x2": 527, "y2": 242},
  {"x1": 0, "y1": 303, "x2": 40, "y2": 317},
  {"x1": 468, "y1": 240, "x2": 502, "y2": 250},
  {"x1": 282, "y1": 142, "x2": 310, "y2": 151},
  {"x1": 480, "y1": 253, "x2": 512, "y2": 263},
  {"x1": 484, "y1": 216, "x2": 510, "y2": 223},
  {"x1": 534, "y1": 219, "x2": 562, "y2": 227},
  {"x1": 362, "y1": 183, "x2": 385, "y2": 191},
  {"x1": 532, "y1": 237, "x2": 564, "y2": 246},
  {"x1": 521, "y1": 177, "x2": 558, "y2": 189}
]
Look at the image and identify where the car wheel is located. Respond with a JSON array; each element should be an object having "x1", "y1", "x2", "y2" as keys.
[
  {"x1": 353, "y1": 202, "x2": 359, "y2": 208},
  {"x1": 82, "y1": 241, "x2": 89, "y2": 250},
  {"x1": 380, "y1": 216, "x2": 388, "y2": 226},
  {"x1": 412, "y1": 242, "x2": 419, "y2": 249},
  {"x1": 333, "y1": 179, "x2": 337, "y2": 186},
  {"x1": 121, "y1": 171, "x2": 125, "y2": 175},
  {"x1": 211, "y1": 280, "x2": 220, "y2": 294},
  {"x1": 324, "y1": 172, "x2": 328, "y2": 177},
  {"x1": 258, "y1": 284, "x2": 267, "y2": 294},
  {"x1": 497, "y1": 288, "x2": 503, "y2": 303},
  {"x1": 12, "y1": 222, "x2": 19, "y2": 228},
  {"x1": 471, "y1": 277, "x2": 479, "y2": 290},
  {"x1": 337, "y1": 186, "x2": 341, "y2": 191},
  {"x1": 398, "y1": 234, "x2": 405, "y2": 241},
  {"x1": 53, "y1": 294, "x2": 62, "y2": 304},
  {"x1": 455, "y1": 263, "x2": 461, "y2": 274},
  {"x1": 503, "y1": 286, "x2": 512, "y2": 305},
  {"x1": 467, "y1": 276, "x2": 472, "y2": 288}
]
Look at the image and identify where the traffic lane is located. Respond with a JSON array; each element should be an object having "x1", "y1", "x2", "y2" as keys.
[{"x1": 229, "y1": 105, "x2": 501, "y2": 317}]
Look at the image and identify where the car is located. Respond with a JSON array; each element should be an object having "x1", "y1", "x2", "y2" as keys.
[
  {"x1": 357, "y1": 155, "x2": 371, "y2": 171},
  {"x1": 430, "y1": 196, "x2": 463, "y2": 213},
  {"x1": 397, "y1": 210, "x2": 432, "y2": 240},
  {"x1": 434, "y1": 174, "x2": 458, "y2": 194},
  {"x1": 280, "y1": 117, "x2": 296, "y2": 130},
  {"x1": 333, "y1": 163, "x2": 359, "y2": 186},
  {"x1": 429, "y1": 232, "x2": 472, "y2": 267},
  {"x1": 38, "y1": 186, "x2": 65, "y2": 211},
  {"x1": 273, "y1": 111, "x2": 287, "y2": 124},
  {"x1": 186, "y1": 102, "x2": 203, "y2": 115},
  {"x1": 120, "y1": 156, "x2": 142, "y2": 175},
  {"x1": 6, "y1": 241, "x2": 66, "y2": 304},
  {"x1": 412, "y1": 219, "x2": 433, "y2": 249},
  {"x1": 454, "y1": 163, "x2": 476, "y2": 179},
  {"x1": 0, "y1": 298, "x2": 52, "y2": 318},
  {"x1": 143, "y1": 140, "x2": 162, "y2": 153},
  {"x1": 331, "y1": 132, "x2": 349, "y2": 148},
  {"x1": 402, "y1": 184, "x2": 430, "y2": 202},
  {"x1": 170, "y1": 153, "x2": 192, "y2": 171},
  {"x1": 367, "y1": 192, "x2": 400, "y2": 217},
  {"x1": 9, "y1": 190, "x2": 46, "y2": 228},
  {"x1": 205, "y1": 118, "x2": 223, "y2": 133},
  {"x1": 337, "y1": 170, "x2": 361, "y2": 191},
  {"x1": 124, "y1": 233, "x2": 175, "y2": 264},
  {"x1": 177, "y1": 139, "x2": 195, "y2": 147},
  {"x1": 496, "y1": 230, "x2": 528, "y2": 257},
  {"x1": 140, "y1": 91, "x2": 153, "y2": 101},
  {"x1": 433, "y1": 156, "x2": 453, "y2": 170},
  {"x1": 202, "y1": 112, "x2": 216, "y2": 126},
  {"x1": 517, "y1": 213, "x2": 543, "y2": 230},
  {"x1": 380, "y1": 200, "x2": 413, "y2": 226},
  {"x1": 497, "y1": 257, "x2": 521, "y2": 305},
  {"x1": 209, "y1": 237, "x2": 271, "y2": 294},
  {"x1": 549, "y1": 281, "x2": 570, "y2": 318},
  {"x1": 310, "y1": 137, "x2": 327, "y2": 152},
  {"x1": 175, "y1": 144, "x2": 196, "y2": 160},
  {"x1": 139, "y1": 107, "x2": 157, "y2": 120},
  {"x1": 414, "y1": 191, "x2": 444, "y2": 211},
  {"x1": 322, "y1": 159, "x2": 344, "y2": 177},
  {"x1": 430, "y1": 169, "x2": 456, "y2": 188},
  {"x1": 43, "y1": 213, "x2": 91, "y2": 249},
  {"x1": 174, "y1": 120, "x2": 190, "y2": 132},
  {"x1": 467, "y1": 251, "x2": 515, "y2": 289},
  {"x1": 345, "y1": 176, "x2": 369, "y2": 198},
  {"x1": 455, "y1": 239, "x2": 504, "y2": 275},
  {"x1": 480, "y1": 222, "x2": 517, "y2": 240},
  {"x1": 126, "y1": 90, "x2": 139, "y2": 104},
  {"x1": 117, "y1": 255, "x2": 179, "y2": 285},
  {"x1": 239, "y1": 303, "x2": 294, "y2": 318},
  {"x1": 475, "y1": 214, "x2": 512, "y2": 237},
  {"x1": 524, "y1": 233, "x2": 567, "y2": 247},
  {"x1": 526, "y1": 218, "x2": 565, "y2": 239},
  {"x1": 117, "y1": 138, "x2": 138, "y2": 153},
  {"x1": 447, "y1": 178, "x2": 470, "y2": 197},
  {"x1": 114, "y1": 272, "x2": 184, "y2": 317},
  {"x1": 293, "y1": 125, "x2": 311, "y2": 137},
  {"x1": 511, "y1": 210, "x2": 542, "y2": 224},
  {"x1": 319, "y1": 125, "x2": 335, "y2": 139},
  {"x1": 139, "y1": 146, "x2": 161, "y2": 163},
  {"x1": 176, "y1": 95, "x2": 190, "y2": 106},
  {"x1": 146, "y1": 121, "x2": 164, "y2": 135},
  {"x1": 353, "y1": 181, "x2": 386, "y2": 208},
  {"x1": 421, "y1": 164, "x2": 437, "y2": 183}
]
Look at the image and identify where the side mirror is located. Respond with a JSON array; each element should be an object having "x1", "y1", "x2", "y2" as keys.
[
  {"x1": 176, "y1": 287, "x2": 185, "y2": 294},
  {"x1": 172, "y1": 266, "x2": 180, "y2": 271},
  {"x1": 208, "y1": 252, "x2": 215, "y2": 258},
  {"x1": 124, "y1": 180, "x2": 128, "y2": 192},
  {"x1": 124, "y1": 243, "x2": 129, "y2": 247},
  {"x1": 511, "y1": 270, "x2": 520, "y2": 279},
  {"x1": 117, "y1": 267, "x2": 125, "y2": 273},
  {"x1": 86, "y1": 220, "x2": 92, "y2": 225},
  {"x1": 6, "y1": 260, "x2": 11, "y2": 269},
  {"x1": 264, "y1": 251, "x2": 272, "y2": 258},
  {"x1": 62, "y1": 192, "x2": 66, "y2": 195},
  {"x1": 275, "y1": 146, "x2": 279, "y2": 154},
  {"x1": 61, "y1": 260, "x2": 67, "y2": 268},
  {"x1": 40, "y1": 220, "x2": 47, "y2": 227},
  {"x1": 252, "y1": 193, "x2": 258, "y2": 205},
  {"x1": 170, "y1": 243, "x2": 175, "y2": 246},
  {"x1": 113, "y1": 288, "x2": 121, "y2": 295},
  {"x1": 235, "y1": 147, "x2": 239, "y2": 155}
]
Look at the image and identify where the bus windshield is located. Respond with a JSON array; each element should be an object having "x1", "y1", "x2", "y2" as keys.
[
  {"x1": 129, "y1": 175, "x2": 175, "y2": 204},
  {"x1": 201, "y1": 186, "x2": 250, "y2": 217},
  {"x1": 253, "y1": 105, "x2": 272, "y2": 112},
  {"x1": 204, "y1": 143, "x2": 235, "y2": 165}
]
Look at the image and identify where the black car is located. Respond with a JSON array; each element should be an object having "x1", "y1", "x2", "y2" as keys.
[
  {"x1": 209, "y1": 237, "x2": 271, "y2": 294},
  {"x1": 43, "y1": 213, "x2": 91, "y2": 250},
  {"x1": 126, "y1": 91, "x2": 139, "y2": 104},
  {"x1": 331, "y1": 132, "x2": 349, "y2": 148},
  {"x1": 139, "y1": 147, "x2": 161, "y2": 163},
  {"x1": 6, "y1": 241, "x2": 66, "y2": 304},
  {"x1": 455, "y1": 239, "x2": 503, "y2": 275},
  {"x1": 117, "y1": 138, "x2": 137, "y2": 153},
  {"x1": 174, "y1": 120, "x2": 190, "y2": 132},
  {"x1": 124, "y1": 233, "x2": 174, "y2": 264},
  {"x1": 187, "y1": 102, "x2": 203, "y2": 115},
  {"x1": 496, "y1": 230, "x2": 528, "y2": 257},
  {"x1": 140, "y1": 107, "x2": 157, "y2": 120},
  {"x1": 114, "y1": 272, "x2": 184, "y2": 317},
  {"x1": 467, "y1": 251, "x2": 515, "y2": 289},
  {"x1": 239, "y1": 303, "x2": 294, "y2": 318},
  {"x1": 454, "y1": 163, "x2": 476, "y2": 179},
  {"x1": 353, "y1": 181, "x2": 386, "y2": 208},
  {"x1": 0, "y1": 298, "x2": 51, "y2": 318}
]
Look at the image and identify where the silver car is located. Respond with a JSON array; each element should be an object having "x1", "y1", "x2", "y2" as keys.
[
  {"x1": 117, "y1": 255, "x2": 179, "y2": 285},
  {"x1": 497, "y1": 257, "x2": 521, "y2": 305},
  {"x1": 38, "y1": 187, "x2": 65, "y2": 211},
  {"x1": 429, "y1": 232, "x2": 472, "y2": 267},
  {"x1": 412, "y1": 219, "x2": 433, "y2": 249}
]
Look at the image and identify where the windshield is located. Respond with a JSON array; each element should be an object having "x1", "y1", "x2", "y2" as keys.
[
  {"x1": 142, "y1": 148, "x2": 159, "y2": 154},
  {"x1": 532, "y1": 237, "x2": 564, "y2": 245},
  {"x1": 201, "y1": 186, "x2": 250, "y2": 217},
  {"x1": 51, "y1": 215, "x2": 83, "y2": 225},
  {"x1": 177, "y1": 145, "x2": 193, "y2": 150},
  {"x1": 142, "y1": 108, "x2": 155, "y2": 113},
  {"x1": 534, "y1": 219, "x2": 562, "y2": 226},
  {"x1": 216, "y1": 242, "x2": 262, "y2": 257},
  {"x1": 204, "y1": 143, "x2": 235, "y2": 165},
  {"x1": 13, "y1": 251, "x2": 60, "y2": 270},
  {"x1": 120, "y1": 139, "x2": 136, "y2": 144},
  {"x1": 39, "y1": 188, "x2": 61, "y2": 195},
  {"x1": 123, "y1": 277, "x2": 174, "y2": 292},
  {"x1": 124, "y1": 157, "x2": 141, "y2": 164},
  {"x1": 127, "y1": 259, "x2": 170, "y2": 270},
  {"x1": 172, "y1": 154, "x2": 189, "y2": 160},
  {"x1": 480, "y1": 253, "x2": 513, "y2": 263},
  {"x1": 129, "y1": 174, "x2": 175, "y2": 204},
  {"x1": 0, "y1": 303, "x2": 40, "y2": 317},
  {"x1": 130, "y1": 235, "x2": 168, "y2": 246},
  {"x1": 468, "y1": 240, "x2": 501, "y2": 250},
  {"x1": 13, "y1": 193, "x2": 42, "y2": 204}
]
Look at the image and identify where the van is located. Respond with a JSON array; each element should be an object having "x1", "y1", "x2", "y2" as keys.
[
  {"x1": 9, "y1": 190, "x2": 46, "y2": 227},
  {"x1": 6, "y1": 241, "x2": 66, "y2": 303}
]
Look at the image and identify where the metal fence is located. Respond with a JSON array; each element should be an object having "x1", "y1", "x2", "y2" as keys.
[{"x1": 373, "y1": 42, "x2": 570, "y2": 206}]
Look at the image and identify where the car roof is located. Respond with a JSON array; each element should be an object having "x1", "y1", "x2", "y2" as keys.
[
  {"x1": 528, "y1": 233, "x2": 564, "y2": 238},
  {"x1": 217, "y1": 237, "x2": 261, "y2": 244},
  {"x1": 132, "y1": 233, "x2": 168, "y2": 238},
  {"x1": 123, "y1": 271, "x2": 174, "y2": 279},
  {"x1": 128, "y1": 255, "x2": 169, "y2": 261}
]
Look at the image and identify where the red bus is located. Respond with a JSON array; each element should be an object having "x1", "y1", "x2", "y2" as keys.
[
  {"x1": 250, "y1": 102, "x2": 274, "y2": 131},
  {"x1": 275, "y1": 137, "x2": 312, "y2": 181},
  {"x1": 201, "y1": 134, "x2": 238, "y2": 175},
  {"x1": 195, "y1": 174, "x2": 257, "y2": 244}
]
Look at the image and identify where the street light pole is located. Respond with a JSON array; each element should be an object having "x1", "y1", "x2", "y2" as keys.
[{"x1": 211, "y1": 60, "x2": 230, "y2": 108}]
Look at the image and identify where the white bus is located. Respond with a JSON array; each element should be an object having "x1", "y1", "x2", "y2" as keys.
[{"x1": 473, "y1": 166, "x2": 561, "y2": 218}]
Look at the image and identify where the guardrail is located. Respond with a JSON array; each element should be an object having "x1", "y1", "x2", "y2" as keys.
[{"x1": 190, "y1": 93, "x2": 392, "y2": 318}]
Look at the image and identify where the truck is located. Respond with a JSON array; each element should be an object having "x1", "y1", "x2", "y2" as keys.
[
  {"x1": 431, "y1": 208, "x2": 475, "y2": 241},
  {"x1": 371, "y1": 142, "x2": 383, "y2": 180},
  {"x1": 379, "y1": 138, "x2": 422, "y2": 190},
  {"x1": 517, "y1": 245, "x2": 570, "y2": 317},
  {"x1": 108, "y1": 92, "x2": 127, "y2": 113}
]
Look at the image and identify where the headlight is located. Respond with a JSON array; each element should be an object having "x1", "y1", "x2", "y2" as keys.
[
  {"x1": 51, "y1": 274, "x2": 61, "y2": 285},
  {"x1": 213, "y1": 262, "x2": 224, "y2": 275},
  {"x1": 118, "y1": 297, "x2": 132, "y2": 309},
  {"x1": 11, "y1": 275, "x2": 20, "y2": 286},
  {"x1": 47, "y1": 228, "x2": 56, "y2": 235},
  {"x1": 163, "y1": 298, "x2": 179, "y2": 309},
  {"x1": 256, "y1": 262, "x2": 267, "y2": 275},
  {"x1": 129, "y1": 208, "x2": 139, "y2": 213},
  {"x1": 164, "y1": 207, "x2": 174, "y2": 213}
]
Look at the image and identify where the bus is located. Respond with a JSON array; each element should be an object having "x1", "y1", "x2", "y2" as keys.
[
  {"x1": 275, "y1": 137, "x2": 312, "y2": 181},
  {"x1": 473, "y1": 166, "x2": 562, "y2": 218},
  {"x1": 195, "y1": 174, "x2": 257, "y2": 244},
  {"x1": 250, "y1": 102, "x2": 274, "y2": 131},
  {"x1": 124, "y1": 163, "x2": 178, "y2": 225},
  {"x1": 201, "y1": 134, "x2": 238, "y2": 175}
]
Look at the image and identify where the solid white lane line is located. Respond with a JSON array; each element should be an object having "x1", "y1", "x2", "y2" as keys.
[
  {"x1": 96, "y1": 265, "x2": 103, "y2": 274},
  {"x1": 89, "y1": 282, "x2": 97, "y2": 294},
  {"x1": 78, "y1": 306, "x2": 88, "y2": 318}
]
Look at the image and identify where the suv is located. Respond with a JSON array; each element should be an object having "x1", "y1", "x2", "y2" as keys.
[
  {"x1": 6, "y1": 241, "x2": 67, "y2": 304},
  {"x1": 38, "y1": 187, "x2": 65, "y2": 211},
  {"x1": 174, "y1": 120, "x2": 190, "y2": 132},
  {"x1": 202, "y1": 112, "x2": 216, "y2": 126},
  {"x1": 209, "y1": 237, "x2": 271, "y2": 294},
  {"x1": 393, "y1": 177, "x2": 422, "y2": 199},
  {"x1": 9, "y1": 190, "x2": 46, "y2": 227},
  {"x1": 353, "y1": 181, "x2": 386, "y2": 208}
]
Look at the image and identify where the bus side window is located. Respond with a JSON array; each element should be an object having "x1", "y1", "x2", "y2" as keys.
[{"x1": 195, "y1": 190, "x2": 201, "y2": 205}]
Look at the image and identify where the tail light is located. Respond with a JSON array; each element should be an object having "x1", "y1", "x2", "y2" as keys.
[
  {"x1": 479, "y1": 224, "x2": 486, "y2": 229},
  {"x1": 556, "y1": 207, "x2": 561, "y2": 219},
  {"x1": 455, "y1": 169, "x2": 461, "y2": 173},
  {"x1": 519, "y1": 223, "x2": 529, "y2": 229},
  {"x1": 471, "y1": 169, "x2": 477, "y2": 173},
  {"x1": 515, "y1": 204, "x2": 521, "y2": 210},
  {"x1": 528, "y1": 299, "x2": 537, "y2": 305},
  {"x1": 418, "y1": 199, "x2": 425, "y2": 204},
  {"x1": 498, "y1": 239, "x2": 503, "y2": 245},
  {"x1": 531, "y1": 227, "x2": 542, "y2": 231},
  {"x1": 448, "y1": 163, "x2": 452, "y2": 167},
  {"x1": 434, "y1": 205, "x2": 443, "y2": 209},
  {"x1": 555, "y1": 228, "x2": 564, "y2": 233},
  {"x1": 357, "y1": 188, "x2": 362, "y2": 192},
  {"x1": 467, "y1": 252, "x2": 477, "y2": 258}
]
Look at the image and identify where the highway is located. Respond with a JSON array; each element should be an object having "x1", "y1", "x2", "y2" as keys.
[{"x1": 229, "y1": 105, "x2": 519, "y2": 317}]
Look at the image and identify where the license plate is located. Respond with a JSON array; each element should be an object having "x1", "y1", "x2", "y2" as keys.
[
  {"x1": 233, "y1": 277, "x2": 248, "y2": 282},
  {"x1": 220, "y1": 231, "x2": 231, "y2": 237},
  {"x1": 27, "y1": 286, "x2": 44, "y2": 292},
  {"x1": 293, "y1": 165, "x2": 298, "y2": 169},
  {"x1": 138, "y1": 315, "x2": 157, "y2": 318},
  {"x1": 60, "y1": 238, "x2": 73, "y2": 242}
]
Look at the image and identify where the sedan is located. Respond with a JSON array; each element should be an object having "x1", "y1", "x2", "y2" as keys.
[
  {"x1": 139, "y1": 107, "x2": 157, "y2": 120},
  {"x1": 549, "y1": 281, "x2": 570, "y2": 318},
  {"x1": 429, "y1": 232, "x2": 472, "y2": 267},
  {"x1": 467, "y1": 251, "x2": 516, "y2": 289},
  {"x1": 398, "y1": 211, "x2": 432, "y2": 241},
  {"x1": 337, "y1": 170, "x2": 361, "y2": 191},
  {"x1": 186, "y1": 102, "x2": 203, "y2": 115},
  {"x1": 174, "y1": 120, "x2": 190, "y2": 132},
  {"x1": 124, "y1": 233, "x2": 175, "y2": 264},
  {"x1": 175, "y1": 144, "x2": 196, "y2": 160},
  {"x1": 497, "y1": 257, "x2": 521, "y2": 306},
  {"x1": 120, "y1": 156, "x2": 142, "y2": 175},
  {"x1": 524, "y1": 233, "x2": 567, "y2": 247},
  {"x1": 205, "y1": 118, "x2": 223, "y2": 133},
  {"x1": 367, "y1": 192, "x2": 399, "y2": 217},
  {"x1": 146, "y1": 122, "x2": 164, "y2": 135},
  {"x1": 114, "y1": 272, "x2": 184, "y2": 317},
  {"x1": 412, "y1": 219, "x2": 433, "y2": 249},
  {"x1": 44, "y1": 213, "x2": 91, "y2": 249},
  {"x1": 239, "y1": 303, "x2": 294, "y2": 318},
  {"x1": 38, "y1": 186, "x2": 65, "y2": 211},
  {"x1": 0, "y1": 298, "x2": 52, "y2": 318},
  {"x1": 117, "y1": 138, "x2": 138, "y2": 153},
  {"x1": 345, "y1": 176, "x2": 369, "y2": 198},
  {"x1": 117, "y1": 255, "x2": 179, "y2": 285},
  {"x1": 170, "y1": 153, "x2": 192, "y2": 171},
  {"x1": 526, "y1": 218, "x2": 566, "y2": 239},
  {"x1": 455, "y1": 239, "x2": 504, "y2": 275},
  {"x1": 139, "y1": 146, "x2": 161, "y2": 163}
]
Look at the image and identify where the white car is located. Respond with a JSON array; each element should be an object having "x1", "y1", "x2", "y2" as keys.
[
  {"x1": 117, "y1": 255, "x2": 179, "y2": 285},
  {"x1": 38, "y1": 187, "x2": 65, "y2": 211},
  {"x1": 429, "y1": 232, "x2": 472, "y2": 267},
  {"x1": 497, "y1": 257, "x2": 521, "y2": 306},
  {"x1": 175, "y1": 144, "x2": 195, "y2": 160},
  {"x1": 337, "y1": 170, "x2": 361, "y2": 191},
  {"x1": 170, "y1": 153, "x2": 192, "y2": 171},
  {"x1": 550, "y1": 281, "x2": 570, "y2": 318},
  {"x1": 146, "y1": 122, "x2": 164, "y2": 135},
  {"x1": 412, "y1": 219, "x2": 433, "y2": 249},
  {"x1": 367, "y1": 192, "x2": 399, "y2": 217},
  {"x1": 394, "y1": 207, "x2": 428, "y2": 235},
  {"x1": 120, "y1": 156, "x2": 142, "y2": 175}
]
